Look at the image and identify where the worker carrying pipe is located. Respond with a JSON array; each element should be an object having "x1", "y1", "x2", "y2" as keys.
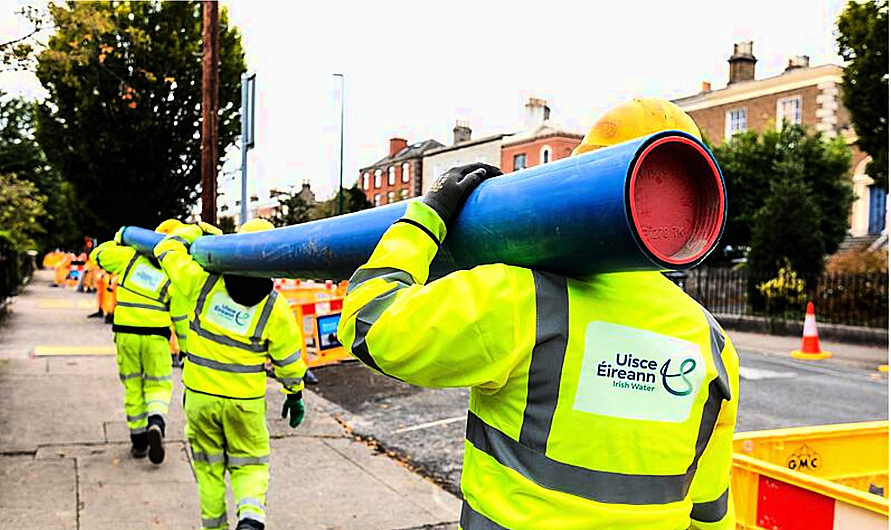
[{"x1": 338, "y1": 98, "x2": 740, "y2": 530}]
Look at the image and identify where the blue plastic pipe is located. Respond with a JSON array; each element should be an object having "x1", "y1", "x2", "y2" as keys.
[{"x1": 123, "y1": 130, "x2": 726, "y2": 280}]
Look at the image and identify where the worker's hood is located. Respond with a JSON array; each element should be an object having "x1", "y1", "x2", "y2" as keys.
[{"x1": 223, "y1": 275, "x2": 273, "y2": 307}]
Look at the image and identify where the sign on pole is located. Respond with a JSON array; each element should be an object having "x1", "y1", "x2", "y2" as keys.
[{"x1": 240, "y1": 73, "x2": 256, "y2": 225}]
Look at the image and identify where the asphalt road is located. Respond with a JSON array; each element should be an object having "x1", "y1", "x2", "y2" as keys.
[{"x1": 311, "y1": 348, "x2": 888, "y2": 496}]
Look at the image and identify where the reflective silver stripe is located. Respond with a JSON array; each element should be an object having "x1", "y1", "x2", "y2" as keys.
[
  {"x1": 270, "y1": 350, "x2": 302, "y2": 368},
  {"x1": 116, "y1": 300, "x2": 168, "y2": 311},
  {"x1": 519, "y1": 271, "x2": 568, "y2": 450},
  {"x1": 691, "y1": 487, "x2": 729, "y2": 523},
  {"x1": 227, "y1": 454, "x2": 269, "y2": 467},
  {"x1": 460, "y1": 501, "x2": 509, "y2": 530},
  {"x1": 251, "y1": 291, "x2": 278, "y2": 343},
  {"x1": 130, "y1": 426, "x2": 147, "y2": 435},
  {"x1": 189, "y1": 319, "x2": 267, "y2": 353},
  {"x1": 277, "y1": 376, "x2": 303, "y2": 387},
  {"x1": 350, "y1": 278, "x2": 413, "y2": 376},
  {"x1": 187, "y1": 353, "x2": 265, "y2": 374},
  {"x1": 144, "y1": 374, "x2": 172, "y2": 381},
  {"x1": 121, "y1": 254, "x2": 139, "y2": 284},
  {"x1": 119, "y1": 372, "x2": 142, "y2": 381},
  {"x1": 347, "y1": 267, "x2": 414, "y2": 293},
  {"x1": 176, "y1": 333, "x2": 187, "y2": 341},
  {"x1": 158, "y1": 279, "x2": 171, "y2": 302},
  {"x1": 169, "y1": 235, "x2": 190, "y2": 247},
  {"x1": 240, "y1": 511, "x2": 266, "y2": 524},
  {"x1": 202, "y1": 514, "x2": 227, "y2": 528},
  {"x1": 194, "y1": 274, "x2": 220, "y2": 316},
  {"x1": 463, "y1": 276, "x2": 733, "y2": 506},
  {"x1": 172, "y1": 314, "x2": 189, "y2": 322},
  {"x1": 702, "y1": 309, "x2": 731, "y2": 400},
  {"x1": 236, "y1": 497, "x2": 266, "y2": 512},
  {"x1": 192, "y1": 451, "x2": 226, "y2": 464},
  {"x1": 127, "y1": 413, "x2": 148, "y2": 422},
  {"x1": 468, "y1": 411, "x2": 692, "y2": 504}
]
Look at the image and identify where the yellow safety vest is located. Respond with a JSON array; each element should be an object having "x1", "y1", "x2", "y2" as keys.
[
  {"x1": 91, "y1": 242, "x2": 171, "y2": 330},
  {"x1": 153, "y1": 226, "x2": 307, "y2": 400},
  {"x1": 339, "y1": 201, "x2": 739, "y2": 530}
]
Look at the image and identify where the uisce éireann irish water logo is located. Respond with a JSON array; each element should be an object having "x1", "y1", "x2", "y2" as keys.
[{"x1": 660, "y1": 358, "x2": 697, "y2": 396}]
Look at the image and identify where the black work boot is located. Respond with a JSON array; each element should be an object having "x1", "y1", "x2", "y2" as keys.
[
  {"x1": 235, "y1": 518, "x2": 265, "y2": 530},
  {"x1": 130, "y1": 432, "x2": 148, "y2": 459},
  {"x1": 147, "y1": 415, "x2": 166, "y2": 465}
]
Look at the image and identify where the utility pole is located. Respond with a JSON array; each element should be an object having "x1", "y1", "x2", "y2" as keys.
[
  {"x1": 201, "y1": 0, "x2": 219, "y2": 224},
  {"x1": 334, "y1": 73, "x2": 345, "y2": 215}
]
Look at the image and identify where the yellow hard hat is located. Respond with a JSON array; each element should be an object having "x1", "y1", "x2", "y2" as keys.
[
  {"x1": 155, "y1": 219, "x2": 183, "y2": 234},
  {"x1": 572, "y1": 98, "x2": 702, "y2": 156},
  {"x1": 238, "y1": 218, "x2": 275, "y2": 234}
]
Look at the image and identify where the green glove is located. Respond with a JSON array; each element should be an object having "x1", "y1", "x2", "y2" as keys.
[
  {"x1": 114, "y1": 226, "x2": 127, "y2": 245},
  {"x1": 281, "y1": 393, "x2": 305, "y2": 429}
]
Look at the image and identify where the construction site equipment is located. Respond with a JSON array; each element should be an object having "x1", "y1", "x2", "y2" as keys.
[
  {"x1": 732, "y1": 421, "x2": 888, "y2": 530},
  {"x1": 121, "y1": 131, "x2": 726, "y2": 280},
  {"x1": 275, "y1": 279, "x2": 350, "y2": 368},
  {"x1": 791, "y1": 301, "x2": 832, "y2": 360}
]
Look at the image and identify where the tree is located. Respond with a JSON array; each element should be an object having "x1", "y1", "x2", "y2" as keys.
[
  {"x1": 311, "y1": 185, "x2": 373, "y2": 220},
  {"x1": 0, "y1": 173, "x2": 46, "y2": 250},
  {"x1": 266, "y1": 190, "x2": 313, "y2": 228},
  {"x1": 0, "y1": 92, "x2": 80, "y2": 252},
  {"x1": 709, "y1": 124, "x2": 853, "y2": 270},
  {"x1": 34, "y1": 2, "x2": 246, "y2": 241},
  {"x1": 837, "y1": 0, "x2": 888, "y2": 190}
]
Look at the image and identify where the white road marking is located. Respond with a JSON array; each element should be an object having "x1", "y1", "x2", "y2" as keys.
[
  {"x1": 738, "y1": 366, "x2": 797, "y2": 380},
  {"x1": 392, "y1": 415, "x2": 466, "y2": 434}
]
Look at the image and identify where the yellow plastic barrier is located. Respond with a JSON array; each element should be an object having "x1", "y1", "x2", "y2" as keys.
[
  {"x1": 732, "y1": 421, "x2": 888, "y2": 530},
  {"x1": 53, "y1": 255, "x2": 72, "y2": 286}
]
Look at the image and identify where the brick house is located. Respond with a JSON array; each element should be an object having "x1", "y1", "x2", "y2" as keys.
[
  {"x1": 359, "y1": 137, "x2": 443, "y2": 206},
  {"x1": 500, "y1": 98, "x2": 583, "y2": 173},
  {"x1": 673, "y1": 41, "x2": 887, "y2": 241}
]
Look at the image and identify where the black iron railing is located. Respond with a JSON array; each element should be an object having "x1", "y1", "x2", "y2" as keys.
[{"x1": 675, "y1": 268, "x2": 888, "y2": 329}]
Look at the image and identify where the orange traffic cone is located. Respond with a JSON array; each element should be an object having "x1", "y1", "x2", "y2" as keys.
[{"x1": 790, "y1": 302, "x2": 832, "y2": 360}]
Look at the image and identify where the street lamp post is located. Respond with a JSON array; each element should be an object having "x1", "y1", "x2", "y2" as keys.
[{"x1": 334, "y1": 73, "x2": 345, "y2": 215}]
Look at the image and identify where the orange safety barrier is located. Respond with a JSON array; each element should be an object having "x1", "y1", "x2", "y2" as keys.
[
  {"x1": 53, "y1": 254, "x2": 72, "y2": 286},
  {"x1": 275, "y1": 279, "x2": 350, "y2": 368}
]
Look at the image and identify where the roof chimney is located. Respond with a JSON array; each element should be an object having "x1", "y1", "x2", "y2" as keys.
[
  {"x1": 785, "y1": 55, "x2": 810, "y2": 72},
  {"x1": 389, "y1": 137, "x2": 408, "y2": 157},
  {"x1": 728, "y1": 41, "x2": 757, "y2": 84},
  {"x1": 453, "y1": 121, "x2": 472, "y2": 144},
  {"x1": 700, "y1": 81, "x2": 712, "y2": 93},
  {"x1": 524, "y1": 97, "x2": 551, "y2": 129}
]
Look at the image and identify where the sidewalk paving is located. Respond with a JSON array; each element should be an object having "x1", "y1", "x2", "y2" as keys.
[{"x1": 0, "y1": 271, "x2": 459, "y2": 530}]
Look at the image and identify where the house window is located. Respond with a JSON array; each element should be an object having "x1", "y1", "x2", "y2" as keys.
[
  {"x1": 362, "y1": 172, "x2": 369, "y2": 190},
  {"x1": 374, "y1": 169, "x2": 382, "y2": 188},
  {"x1": 725, "y1": 108, "x2": 747, "y2": 139},
  {"x1": 777, "y1": 95, "x2": 802, "y2": 128},
  {"x1": 388, "y1": 166, "x2": 396, "y2": 185},
  {"x1": 541, "y1": 145, "x2": 552, "y2": 164},
  {"x1": 513, "y1": 153, "x2": 527, "y2": 171},
  {"x1": 402, "y1": 162, "x2": 410, "y2": 183},
  {"x1": 387, "y1": 191, "x2": 395, "y2": 203},
  {"x1": 400, "y1": 188, "x2": 408, "y2": 200},
  {"x1": 374, "y1": 194, "x2": 381, "y2": 206}
]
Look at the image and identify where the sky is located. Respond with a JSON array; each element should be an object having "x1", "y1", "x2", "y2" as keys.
[{"x1": 1, "y1": 0, "x2": 849, "y2": 204}]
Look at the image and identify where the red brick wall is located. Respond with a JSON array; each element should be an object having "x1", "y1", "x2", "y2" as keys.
[
  {"x1": 359, "y1": 158, "x2": 423, "y2": 206},
  {"x1": 500, "y1": 136, "x2": 582, "y2": 173}
]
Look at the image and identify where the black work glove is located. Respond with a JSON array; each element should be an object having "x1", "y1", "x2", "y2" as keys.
[{"x1": 422, "y1": 163, "x2": 502, "y2": 223}]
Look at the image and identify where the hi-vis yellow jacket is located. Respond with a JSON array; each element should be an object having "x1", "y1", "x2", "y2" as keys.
[
  {"x1": 90, "y1": 241, "x2": 172, "y2": 334},
  {"x1": 154, "y1": 225, "x2": 307, "y2": 399},
  {"x1": 339, "y1": 202, "x2": 739, "y2": 530}
]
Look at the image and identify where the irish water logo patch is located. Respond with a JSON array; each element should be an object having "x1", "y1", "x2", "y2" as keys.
[
  {"x1": 205, "y1": 292, "x2": 257, "y2": 335},
  {"x1": 574, "y1": 321, "x2": 706, "y2": 423}
]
